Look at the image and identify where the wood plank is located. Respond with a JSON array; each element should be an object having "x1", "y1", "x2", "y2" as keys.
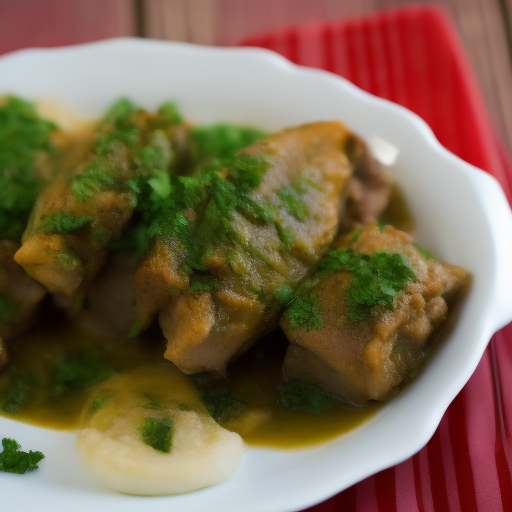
[
  {"x1": 141, "y1": 0, "x2": 512, "y2": 152},
  {"x1": 143, "y1": 0, "x2": 189, "y2": 42},
  {"x1": 0, "y1": 0, "x2": 136, "y2": 55},
  {"x1": 449, "y1": 0, "x2": 512, "y2": 153}
]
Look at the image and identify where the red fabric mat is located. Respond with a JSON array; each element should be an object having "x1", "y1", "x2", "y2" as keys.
[{"x1": 239, "y1": 6, "x2": 512, "y2": 512}]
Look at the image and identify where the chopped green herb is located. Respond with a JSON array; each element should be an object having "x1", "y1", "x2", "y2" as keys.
[
  {"x1": 1, "y1": 373, "x2": 37, "y2": 413},
  {"x1": 127, "y1": 318, "x2": 145, "y2": 338},
  {"x1": 273, "y1": 284, "x2": 294, "y2": 306},
  {"x1": 55, "y1": 253, "x2": 79, "y2": 271},
  {"x1": 413, "y1": 242, "x2": 436, "y2": 260},
  {"x1": 315, "y1": 247, "x2": 417, "y2": 322},
  {"x1": 143, "y1": 394, "x2": 163, "y2": 410},
  {"x1": 0, "y1": 438, "x2": 44, "y2": 474},
  {"x1": 189, "y1": 276, "x2": 215, "y2": 293},
  {"x1": 0, "y1": 96, "x2": 56, "y2": 241},
  {"x1": 0, "y1": 293, "x2": 18, "y2": 323},
  {"x1": 277, "y1": 187, "x2": 308, "y2": 221},
  {"x1": 139, "y1": 417, "x2": 173, "y2": 453},
  {"x1": 92, "y1": 394, "x2": 113, "y2": 410},
  {"x1": 275, "y1": 223, "x2": 295, "y2": 250},
  {"x1": 199, "y1": 386, "x2": 244, "y2": 424},
  {"x1": 147, "y1": 171, "x2": 172, "y2": 199},
  {"x1": 49, "y1": 351, "x2": 116, "y2": 401},
  {"x1": 136, "y1": 144, "x2": 168, "y2": 175},
  {"x1": 278, "y1": 381, "x2": 336, "y2": 414},
  {"x1": 158, "y1": 101, "x2": 183, "y2": 125},
  {"x1": 284, "y1": 292, "x2": 323, "y2": 331},
  {"x1": 190, "y1": 124, "x2": 267, "y2": 165},
  {"x1": 351, "y1": 228, "x2": 361, "y2": 242},
  {"x1": 178, "y1": 403, "x2": 192, "y2": 411},
  {"x1": 71, "y1": 164, "x2": 116, "y2": 202},
  {"x1": 40, "y1": 211, "x2": 92, "y2": 234}
]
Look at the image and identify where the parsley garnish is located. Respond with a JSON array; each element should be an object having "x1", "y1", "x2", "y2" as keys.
[
  {"x1": 284, "y1": 247, "x2": 417, "y2": 329},
  {"x1": 0, "y1": 96, "x2": 56, "y2": 241},
  {"x1": 40, "y1": 211, "x2": 92, "y2": 234},
  {"x1": 49, "y1": 351, "x2": 116, "y2": 401},
  {"x1": 189, "y1": 124, "x2": 267, "y2": 166},
  {"x1": 55, "y1": 253, "x2": 80, "y2": 271},
  {"x1": 199, "y1": 385, "x2": 244, "y2": 424},
  {"x1": 1, "y1": 373, "x2": 37, "y2": 413},
  {"x1": 284, "y1": 292, "x2": 323, "y2": 331},
  {"x1": 0, "y1": 293, "x2": 18, "y2": 323},
  {"x1": 278, "y1": 381, "x2": 336, "y2": 414},
  {"x1": 0, "y1": 438, "x2": 44, "y2": 474},
  {"x1": 139, "y1": 417, "x2": 173, "y2": 453},
  {"x1": 71, "y1": 164, "x2": 116, "y2": 202},
  {"x1": 277, "y1": 187, "x2": 308, "y2": 221},
  {"x1": 92, "y1": 394, "x2": 113, "y2": 410},
  {"x1": 318, "y1": 249, "x2": 417, "y2": 321}
]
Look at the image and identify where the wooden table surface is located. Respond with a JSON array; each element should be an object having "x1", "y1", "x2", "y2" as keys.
[{"x1": 0, "y1": 0, "x2": 511, "y2": 156}]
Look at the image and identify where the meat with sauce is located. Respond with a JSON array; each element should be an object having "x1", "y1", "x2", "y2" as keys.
[
  {"x1": 14, "y1": 100, "x2": 188, "y2": 304},
  {"x1": 280, "y1": 224, "x2": 469, "y2": 405},
  {"x1": 0, "y1": 241, "x2": 46, "y2": 367},
  {"x1": 137, "y1": 121, "x2": 358, "y2": 373}
]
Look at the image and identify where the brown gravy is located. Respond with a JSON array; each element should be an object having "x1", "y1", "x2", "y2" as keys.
[{"x1": 0, "y1": 312, "x2": 380, "y2": 449}]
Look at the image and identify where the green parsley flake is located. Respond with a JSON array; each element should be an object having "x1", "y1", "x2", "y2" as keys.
[
  {"x1": 0, "y1": 438, "x2": 44, "y2": 474},
  {"x1": 55, "y1": 253, "x2": 80, "y2": 271},
  {"x1": 0, "y1": 293, "x2": 18, "y2": 323},
  {"x1": 190, "y1": 124, "x2": 267, "y2": 165},
  {"x1": 284, "y1": 246, "x2": 417, "y2": 329},
  {"x1": 49, "y1": 351, "x2": 116, "y2": 401},
  {"x1": 92, "y1": 394, "x2": 113, "y2": 410},
  {"x1": 71, "y1": 165, "x2": 116, "y2": 202},
  {"x1": 40, "y1": 211, "x2": 92, "y2": 234},
  {"x1": 278, "y1": 381, "x2": 336, "y2": 414},
  {"x1": 284, "y1": 292, "x2": 323, "y2": 331},
  {"x1": 0, "y1": 96, "x2": 56, "y2": 241},
  {"x1": 139, "y1": 417, "x2": 173, "y2": 453},
  {"x1": 322, "y1": 249, "x2": 416, "y2": 322},
  {"x1": 158, "y1": 102, "x2": 183, "y2": 125},
  {"x1": 1, "y1": 373, "x2": 36, "y2": 413},
  {"x1": 277, "y1": 187, "x2": 308, "y2": 221},
  {"x1": 413, "y1": 242, "x2": 436, "y2": 260},
  {"x1": 127, "y1": 318, "x2": 145, "y2": 338},
  {"x1": 199, "y1": 386, "x2": 244, "y2": 424}
]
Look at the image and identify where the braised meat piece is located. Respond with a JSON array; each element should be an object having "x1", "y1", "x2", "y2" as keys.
[
  {"x1": 0, "y1": 241, "x2": 46, "y2": 367},
  {"x1": 77, "y1": 251, "x2": 139, "y2": 337},
  {"x1": 280, "y1": 224, "x2": 469, "y2": 405},
  {"x1": 342, "y1": 134, "x2": 391, "y2": 227},
  {"x1": 136, "y1": 121, "x2": 356, "y2": 373},
  {"x1": 0, "y1": 96, "x2": 61, "y2": 366},
  {"x1": 14, "y1": 99, "x2": 188, "y2": 301}
]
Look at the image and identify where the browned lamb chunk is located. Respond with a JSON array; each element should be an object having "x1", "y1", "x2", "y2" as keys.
[
  {"x1": 137, "y1": 121, "x2": 356, "y2": 373},
  {"x1": 0, "y1": 241, "x2": 46, "y2": 367},
  {"x1": 280, "y1": 224, "x2": 469, "y2": 405},
  {"x1": 15, "y1": 100, "x2": 188, "y2": 303}
]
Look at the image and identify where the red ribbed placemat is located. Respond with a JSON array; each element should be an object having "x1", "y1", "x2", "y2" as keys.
[{"x1": 239, "y1": 6, "x2": 512, "y2": 512}]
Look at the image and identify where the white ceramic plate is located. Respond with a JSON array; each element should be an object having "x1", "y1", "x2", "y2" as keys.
[{"x1": 1, "y1": 38, "x2": 512, "y2": 512}]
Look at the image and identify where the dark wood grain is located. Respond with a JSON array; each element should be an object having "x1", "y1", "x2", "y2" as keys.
[
  {"x1": 0, "y1": 0, "x2": 136, "y2": 55},
  {"x1": 140, "y1": 0, "x2": 512, "y2": 154}
]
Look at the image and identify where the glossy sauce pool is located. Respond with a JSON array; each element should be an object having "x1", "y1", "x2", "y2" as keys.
[{"x1": 0, "y1": 312, "x2": 381, "y2": 449}]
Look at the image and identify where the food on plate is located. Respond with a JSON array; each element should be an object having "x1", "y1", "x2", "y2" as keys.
[
  {"x1": 280, "y1": 223, "x2": 469, "y2": 405},
  {"x1": 0, "y1": 96, "x2": 469, "y2": 494},
  {"x1": 77, "y1": 367, "x2": 244, "y2": 495},
  {"x1": 0, "y1": 97, "x2": 61, "y2": 366},
  {"x1": 143, "y1": 121, "x2": 355, "y2": 374},
  {"x1": 0, "y1": 437, "x2": 44, "y2": 474},
  {"x1": 14, "y1": 99, "x2": 188, "y2": 306}
]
